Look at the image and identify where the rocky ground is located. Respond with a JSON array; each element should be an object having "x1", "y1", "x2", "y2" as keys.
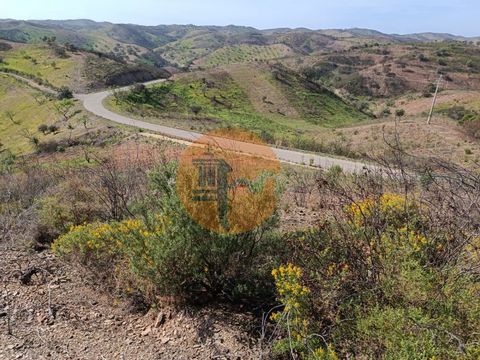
[{"x1": 0, "y1": 245, "x2": 268, "y2": 360}]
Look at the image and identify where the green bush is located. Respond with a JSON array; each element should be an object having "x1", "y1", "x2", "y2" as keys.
[
  {"x1": 57, "y1": 86, "x2": 73, "y2": 100},
  {"x1": 274, "y1": 192, "x2": 480, "y2": 359},
  {"x1": 53, "y1": 162, "x2": 284, "y2": 303},
  {"x1": 36, "y1": 179, "x2": 104, "y2": 242}
]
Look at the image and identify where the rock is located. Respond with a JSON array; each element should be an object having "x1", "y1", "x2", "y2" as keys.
[
  {"x1": 141, "y1": 326, "x2": 152, "y2": 336},
  {"x1": 154, "y1": 312, "x2": 166, "y2": 328},
  {"x1": 37, "y1": 314, "x2": 47, "y2": 324},
  {"x1": 160, "y1": 337, "x2": 170, "y2": 345}
]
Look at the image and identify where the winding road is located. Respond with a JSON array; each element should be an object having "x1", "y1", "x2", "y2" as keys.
[
  {"x1": 1, "y1": 71, "x2": 378, "y2": 173},
  {"x1": 75, "y1": 81, "x2": 380, "y2": 173}
]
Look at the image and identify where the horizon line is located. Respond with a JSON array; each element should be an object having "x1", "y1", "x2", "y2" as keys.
[{"x1": 0, "y1": 18, "x2": 478, "y2": 39}]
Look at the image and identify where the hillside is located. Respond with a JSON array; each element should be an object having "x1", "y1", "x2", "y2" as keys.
[
  {"x1": 1, "y1": 19, "x2": 479, "y2": 163},
  {"x1": 106, "y1": 63, "x2": 369, "y2": 152},
  {"x1": 1, "y1": 19, "x2": 478, "y2": 68},
  {"x1": 1, "y1": 15, "x2": 480, "y2": 360},
  {"x1": 0, "y1": 73, "x2": 59, "y2": 153},
  {"x1": 0, "y1": 40, "x2": 170, "y2": 92}
]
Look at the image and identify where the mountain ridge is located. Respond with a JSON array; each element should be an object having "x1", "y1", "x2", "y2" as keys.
[{"x1": 1, "y1": 19, "x2": 478, "y2": 43}]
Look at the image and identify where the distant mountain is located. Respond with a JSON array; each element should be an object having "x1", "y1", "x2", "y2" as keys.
[
  {"x1": 0, "y1": 19, "x2": 478, "y2": 68},
  {"x1": 1, "y1": 19, "x2": 477, "y2": 47}
]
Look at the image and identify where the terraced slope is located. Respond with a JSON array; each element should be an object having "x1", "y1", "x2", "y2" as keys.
[
  {"x1": 225, "y1": 64, "x2": 299, "y2": 118},
  {"x1": 195, "y1": 44, "x2": 294, "y2": 68}
]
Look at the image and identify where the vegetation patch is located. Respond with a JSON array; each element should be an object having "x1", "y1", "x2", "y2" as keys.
[
  {"x1": 197, "y1": 44, "x2": 293, "y2": 68},
  {"x1": 271, "y1": 65, "x2": 370, "y2": 126},
  {"x1": 0, "y1": 43, "x2": 80, "y2": 88}
]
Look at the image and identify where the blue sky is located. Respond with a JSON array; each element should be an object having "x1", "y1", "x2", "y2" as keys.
[{"x1": 2, "y1": 0, "x2": 479, "y2": 36}]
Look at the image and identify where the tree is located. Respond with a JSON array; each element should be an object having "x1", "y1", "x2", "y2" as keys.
[
  {"x1": 38, "y1": 124, "x2": 49, "y2": 134},
  {"x1": 190, "y1": 105, "x2": 202, "y2": 116},
  {"x1": 395, "y1": 109, "x2": 406, "y2": 118},
  {"x1": 4, "y1": 111, "x2": 20, "y2": 125},
  {"x1": 79, "y1": 115, "x2": 90, "y2": 129},
  {"x1": 58, "y1": 86, "x2": 73, "y2": 100},
  {"x1": 54, "y1": 99, "x2": 75, "y2": 121}
]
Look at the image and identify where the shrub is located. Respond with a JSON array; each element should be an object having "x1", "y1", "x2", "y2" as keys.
[
  {"x1": 53, "y1": 162, "x2": 284, "y2": 303},
  {"x1": 418, "y1": 54, "x2": 429, "y2": 62},
  {"x1": 270, "y1": 263, "x2": 339, "y2": 359},
  {"x1": 381, "y1": 107, "x2": 391, "y2": 117},
  {"x1": 38, "y1": 124, "x2": 49, "y2": 134},
  {"x1": 395, "y1": 109, "x2": 406, "y2": 118},
  {"x1": 277, "y1": 185, "x2": 480, "y2": 359},
  {"x1": 58, "y1": 86, "x2": 73, "y2": 100},
  {"x1": 0, "y1": 150, "x2": 16, "y2": 174},
  {"x1": 36, "y1": 179, "x2": 105, "y2": 242},
  {"x1": 48, "y1": 124, "x2": 59, "y2": 133},
  {"x1": 190, "y1": 105, "x2": 202, "y2": 115}
]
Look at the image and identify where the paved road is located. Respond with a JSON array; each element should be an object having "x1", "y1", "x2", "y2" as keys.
[{"x1": 74, "y1": 81, "x2": 379, "y2": 173}]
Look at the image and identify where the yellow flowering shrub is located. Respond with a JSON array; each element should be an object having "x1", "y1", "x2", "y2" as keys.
[
  {"x1": 271, "y1": 263, "x2": 338, "y2": 360},
  {"x1": 346, "y1": 193, "x2": 417, "y2": 227},
  {"x1": 310, "y1": 346, "x2": 339, "y2": 360},
  {"x1": 52, "y1": 218, "x2": 147, "y2": 259},
  {"x1": 345, "y1": 193, "x2": 432, "y2": 256},
  {"x1": 398, "y1": 226, "x2": 428, "y2": 252}
]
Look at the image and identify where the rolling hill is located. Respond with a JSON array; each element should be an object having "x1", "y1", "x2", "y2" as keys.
[{"x1": 1, "y1": 19, "x2": 478, "y2": 68}]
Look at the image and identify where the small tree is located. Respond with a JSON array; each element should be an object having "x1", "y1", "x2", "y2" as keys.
[
  {"x1": 395, "y1": 109, "x2": 406, "y2": 118},
  {"x1": 54, "y1": 99, "x2": 75, "y2": 121},
  {"x1": 79, "y1": 115, "x2": 89, "y2": 129},
  {"x1": 38, "y1": 124, "x2": 49, "y2": 134},
  {"x1": 190, "y1": 105, "x2": 202, "y2": 116},
  {"x1": 48, "y1": 125, "x2": 59, "y2": 134},
  {"x1": 4, "y1": 111, "x2": 20, "y2": 125},
  {"x1": 58, "y1": 86, "x2": 73, "y2": 100}
]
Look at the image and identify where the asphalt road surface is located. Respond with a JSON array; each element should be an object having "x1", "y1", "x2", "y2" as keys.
[{"x1": 73, "y1": 80, "x2": 380, "y2": 173}]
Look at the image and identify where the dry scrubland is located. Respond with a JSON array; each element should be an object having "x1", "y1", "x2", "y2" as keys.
[
  {"x1": 0, "y1": 20, "x2": 480, "y2": 359},
  {"x1": 1, "y1": 136, "x2": 479, "y2": 359}
]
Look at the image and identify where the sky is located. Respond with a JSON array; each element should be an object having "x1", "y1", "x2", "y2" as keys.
[{"x1": 2, "y1": 0, "x2": 479, "y2": 37}]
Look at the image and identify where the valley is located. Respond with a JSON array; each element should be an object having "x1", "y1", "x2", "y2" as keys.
[{"x1": 1, "y1": 16, "x2": 480, "y2": 360}]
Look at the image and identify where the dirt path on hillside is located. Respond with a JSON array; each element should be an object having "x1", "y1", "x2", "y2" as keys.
[{"x1": 0, "y1": 71, "x2": 58, "y2": 96}]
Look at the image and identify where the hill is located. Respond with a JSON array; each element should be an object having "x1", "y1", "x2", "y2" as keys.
[
  {"x1": 1, "y1": 19, "x2": 478, "y2": 68},
  {"x1": 105, "y1": 62, "x2": 369, "y2": 154},
  {"x1": 0, "y1": 40, "x2": 170, "y2": 92},
  {"x1": 1, "y1": 18, "x2": 479, "y2": 163}
]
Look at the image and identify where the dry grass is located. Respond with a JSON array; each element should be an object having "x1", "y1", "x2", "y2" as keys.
[{"x1": 0, "y1": 42, "x2": 85, "y2": 89}]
